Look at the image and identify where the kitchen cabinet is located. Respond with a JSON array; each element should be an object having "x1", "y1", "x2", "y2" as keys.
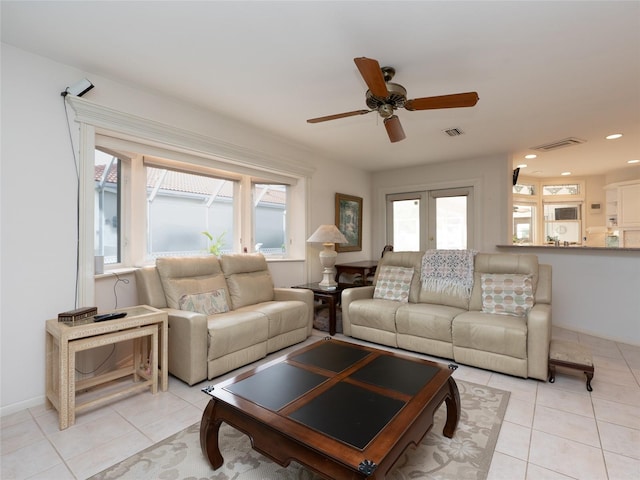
[{"x1": 619, "y1": 183, "x2": 640, "y2": 227}]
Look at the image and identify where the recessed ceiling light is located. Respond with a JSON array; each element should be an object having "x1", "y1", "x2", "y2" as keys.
[
  {"x1": 516, "y1": 164, "x2": 528, "y2": 168},
  {"x1": 606, "y1": 133, "x2": 623, "y2": 140},
  {"x1": 524, "y1": 154, "x2": 537, "y2": 159},
  {"x1": 628, "y1": 159, "x2": 640, "y2": 164},
  {"x1": 561, "y1": 171, "x2": 572, "y2": 176}
]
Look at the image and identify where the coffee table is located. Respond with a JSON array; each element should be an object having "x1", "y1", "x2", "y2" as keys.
[{"x1": 200, "y1": 339, "x2": 460, "y2": 479}]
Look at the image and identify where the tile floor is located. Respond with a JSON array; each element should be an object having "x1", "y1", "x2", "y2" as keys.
[{"x1": 1, "y1": 327, "x2": 639, "y2": 479}]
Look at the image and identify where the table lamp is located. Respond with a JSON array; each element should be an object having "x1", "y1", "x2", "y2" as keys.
[{"x1": 307, "y1": 224, "x2": 348, "y2": 287}]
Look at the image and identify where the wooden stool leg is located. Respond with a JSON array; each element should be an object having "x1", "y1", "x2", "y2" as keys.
[{"x1": 585, "y1": 371, "x2": 593, "y2": 392}]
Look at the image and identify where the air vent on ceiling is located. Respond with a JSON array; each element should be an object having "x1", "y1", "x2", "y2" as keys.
[
  {"x1": 443, "y1": 127, "x2": 464, "y2": 137},
  {"x1": 532, "y1": 137, "x2": 586, "y2": 151}
]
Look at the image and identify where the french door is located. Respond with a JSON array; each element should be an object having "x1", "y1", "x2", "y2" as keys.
[{"x1": 387, "y1": 187, "x2": 473, "y2": 250}]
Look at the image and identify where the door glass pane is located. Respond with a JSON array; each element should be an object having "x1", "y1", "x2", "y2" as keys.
[
  {"x1": 94, "y1": 150, "x2": 120, "y2": 264},
  {"x1": 392, "y1": 199, "x2": 420, "y2": 251},
  {"x1": 436, "y1": 196, "x2": 467, "y2": 249}
]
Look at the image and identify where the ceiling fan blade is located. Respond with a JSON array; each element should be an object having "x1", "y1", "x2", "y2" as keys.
[
  {"x1": 384, "y1": 115, "x2": 406, "y2": 143},
  {"x1": 404, "y1": 92, "x2": 479, "y2": 111},
  {"x1": 354, "y1": 57, "x2": 389, "y2": 98},
  {"x1": 307, "y1": 109, "x2": 371, "y2": 123}
]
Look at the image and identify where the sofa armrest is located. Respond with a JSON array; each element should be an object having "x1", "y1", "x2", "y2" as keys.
[
  {"x1": 165, "y1": 308, "x2": 208, "y2": 385},
  {"x1": 274, "y1": 287, "x2": 315, "y2": 334},
  {"x1": 341, "y1": 286, "x2": 375, "y2": 336},
  {"x1": 526, "y1": 303, "x2": 552, "y2": 380}
]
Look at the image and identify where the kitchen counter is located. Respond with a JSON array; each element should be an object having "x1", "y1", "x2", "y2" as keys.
[{"x1": 497, "y1": 244, "x2": 640, "y2": 253}]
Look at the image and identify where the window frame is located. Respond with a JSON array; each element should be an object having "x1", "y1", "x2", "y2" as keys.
[{"x1": 68, "y1": 96, "x2": 313, "y2": 306}]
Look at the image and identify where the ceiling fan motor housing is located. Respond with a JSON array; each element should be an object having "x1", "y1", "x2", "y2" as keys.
[{"x1": 366, "y1": 82, "x2": 407, "y2": 117}]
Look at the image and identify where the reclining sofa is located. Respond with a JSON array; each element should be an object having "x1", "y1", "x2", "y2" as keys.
[
  {"x1": 342, "y1": 251, "x2": 552, "y2": 380},
  {"x1": 135, "y1": 254, "x2": 314, "y2": 385}
]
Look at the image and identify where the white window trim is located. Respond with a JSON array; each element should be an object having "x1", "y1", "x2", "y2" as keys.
[{"x1": 67, "y1": 96, "x2": 315, "y2": 306}]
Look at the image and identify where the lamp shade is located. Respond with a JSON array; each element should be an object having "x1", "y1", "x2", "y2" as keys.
[{"x1": 306, "y1": 224, "x2": 348, "y2": 244}]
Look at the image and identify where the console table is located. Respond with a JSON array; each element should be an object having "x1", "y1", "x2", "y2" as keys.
[{"x1": 45, "y1": 305, "x2": 168, "y2": 429}]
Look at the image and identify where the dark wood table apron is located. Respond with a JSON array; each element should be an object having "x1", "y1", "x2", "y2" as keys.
[{"x1": 200, "y1": 339, "x2": 460, "y2": 479}]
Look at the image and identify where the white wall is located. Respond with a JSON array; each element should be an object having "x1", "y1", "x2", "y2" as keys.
[
  {"x1": 0, "y1": 44, "x2": 372, "y2": 414},
  {"x1": 502, "y1": 247, "x2": 640, "y2": 345},
  {"x1": 371, "y1": 154, "x2": 510, "y2": 253}
]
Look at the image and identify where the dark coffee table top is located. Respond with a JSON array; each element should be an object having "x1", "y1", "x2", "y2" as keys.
[{"x1": 217, "y1": 340, "x2": 445, "y2": 450}]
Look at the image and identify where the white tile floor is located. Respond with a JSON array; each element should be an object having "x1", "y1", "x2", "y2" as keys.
[{"x1": 2, "y1": 327, "x2": 639, "y2": 479}]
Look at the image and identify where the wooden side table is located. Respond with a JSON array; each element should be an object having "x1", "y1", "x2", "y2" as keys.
[
  {"x1": 335, "y1": 260, "x2": 378, "y2": 286},
  {"x1": 45, "y1": 305, "x2": 168, "y2": 429},
  {"x1": 293, "y1": 283, "x2": 344, "y2": 336}
]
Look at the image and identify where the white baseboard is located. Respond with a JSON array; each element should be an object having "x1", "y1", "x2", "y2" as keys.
[{"x1": 1, "y1": 394, "x2": 46, "y2": 418}]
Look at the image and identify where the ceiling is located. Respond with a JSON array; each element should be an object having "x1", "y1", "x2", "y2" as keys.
[{"x1": 2, "y1": 1, "x2": 639, "y2": 177}]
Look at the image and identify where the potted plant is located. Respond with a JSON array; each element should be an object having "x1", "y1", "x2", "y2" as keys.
[{"x1": 202, "y1": 231, "x2": 226, "y2": 256}]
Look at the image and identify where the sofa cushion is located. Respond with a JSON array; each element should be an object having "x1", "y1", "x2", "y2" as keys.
[
  {"x1": 156, "y1": 256, "x2": 230, "y2": 310},
  {"x1": 481, "y1": 273, "x2": 534, "y2": 317},
  {"x1": 349, "y1": 299, "x2": 401, "y2": 333},
  {"x1": 237, "y1": 301, "x2": 309, "y2": 338},
  {"x1": 221, "y1": 253, "x2": 275, "y2": 309},
  {"x1": 207, "y1": 310, "x2": 269, "y2": 361},
  {"x1": 373, "y1": 266, "x2": 414, "y2": 302},
  {"x1": 178, "y1": 288, "x2": 230, "y2": 315},
  {"x1": 453, "y1": 311, "x2": 527, "y2": 359},
  {"x1": 396, "y1": 303, "x2": 465, "y2": 343}
]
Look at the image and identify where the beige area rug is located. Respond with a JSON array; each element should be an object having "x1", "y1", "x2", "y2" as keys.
[{"x1": 91, "y1": 380, "x2": 509, "y2": 480}]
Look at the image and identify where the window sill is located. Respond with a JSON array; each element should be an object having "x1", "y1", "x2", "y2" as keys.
[{"x1": 94, "y1": 267, "x2": 137, "y2": 279}]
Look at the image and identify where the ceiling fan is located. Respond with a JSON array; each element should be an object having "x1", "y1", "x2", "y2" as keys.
[{"x1": 307, "y1": 57, "x2": 479, "y2": 143}]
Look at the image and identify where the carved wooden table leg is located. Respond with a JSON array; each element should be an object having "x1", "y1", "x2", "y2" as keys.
[
  {"x1": 200, "y1": 399, "x2": 224, "y2": 469},
  {"x1": 443, "y1": 377, "x2": 460, "y2": 438}
]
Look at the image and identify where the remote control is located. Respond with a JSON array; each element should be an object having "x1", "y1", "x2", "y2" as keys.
[{"x1": 94, "y1": 312, "x2": 128, "y2": 322}]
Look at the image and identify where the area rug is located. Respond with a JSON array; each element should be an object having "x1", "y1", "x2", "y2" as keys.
[{"x1": 91, "y1": 380, "x2": 509, "y2": 480}]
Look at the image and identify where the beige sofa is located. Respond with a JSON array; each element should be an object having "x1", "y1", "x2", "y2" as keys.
[
  {"x1": 342, "y1": 252, "x2": 552, "y2": 380},
  {"x1": 135, "y1": 254, "x2": 314, "y2": 385}
]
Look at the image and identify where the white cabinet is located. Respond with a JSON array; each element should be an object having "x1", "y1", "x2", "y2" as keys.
[
  {"x1": 605, "y1": 187, "x2": 618, "y2": 226},
  {"x1": 618, "y1": 183, "x2": 640, "y2": 227}
]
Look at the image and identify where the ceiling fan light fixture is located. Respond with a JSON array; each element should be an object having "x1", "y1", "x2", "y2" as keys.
[
  {"x1": 378, "y1": 104, "x2": 395, "y2": 118},
  {"x1": 384, "y1": 115, "x2": 406, "y2": 143}
]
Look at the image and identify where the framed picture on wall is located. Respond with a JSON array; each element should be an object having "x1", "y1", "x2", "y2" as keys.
[{"x1": 335, "y1": 193, "x2": 362, "y2": 252}]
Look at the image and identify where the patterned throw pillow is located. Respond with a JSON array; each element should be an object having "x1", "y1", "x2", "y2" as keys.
[
  {"x1": 178, "y1": 288, "x2": 230, "y2": 315},
  {"x1": 481, "y1": 274, "x2": 534, "y2": 317},
  {"x1": 373, "y1": 266, "x2": 414, "y2": 302}
]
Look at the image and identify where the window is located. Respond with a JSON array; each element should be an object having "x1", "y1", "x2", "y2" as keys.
[
  {"x1": 543, "y1": 183, "x2": 581, "y2": 196},
  {"x1": 94, "y1": 149, "x2": 121, "y2": 265},
  {"x1": 91, "y1": 148, "x2": 298, "y2": 266},
  {"x1": 146, "y1": 166, "x2": 235, "y2": 258},
  {"x1": 513, "y1": 203, "x2": 536, "y2": 244},
  {"x1": 544, "y1": 202, "x2": 582, "y2": 244},
  {"x1": 254, "y1": 184, "x2": 287, "y2": 255}
]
